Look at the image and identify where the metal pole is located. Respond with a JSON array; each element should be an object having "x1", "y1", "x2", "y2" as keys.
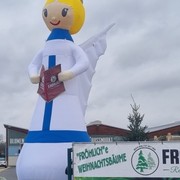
[
  {"x1": 5, "y1": 128, "x2": 8, "y2": 167},
  {"x1": 67, "y1": 148, "x2": 72, "y2": 180}
]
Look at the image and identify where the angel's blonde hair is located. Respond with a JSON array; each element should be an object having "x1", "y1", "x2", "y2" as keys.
[{"x1": 44, "y1": 0, "x2": 85, "y2": 34}]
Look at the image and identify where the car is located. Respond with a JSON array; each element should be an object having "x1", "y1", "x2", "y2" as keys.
[{"x1": 0, "y1": 157, "x2": 7, "y2": 168}]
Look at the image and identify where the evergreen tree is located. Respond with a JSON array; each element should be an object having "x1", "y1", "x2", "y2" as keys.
[
  {"x1": 126, "y1": 97, "x2": 148, "y2": 141},
  {"x1": 147, "y1": 152, "x2": 156, "y2": 170},
  {"x1": 136, "y1": 150, "x2": 148, "y2": 172}
]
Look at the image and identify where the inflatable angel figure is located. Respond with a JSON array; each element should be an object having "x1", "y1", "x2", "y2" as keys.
[{"x1": 16, "y1": 0, "x2": 113, "y2": 179}]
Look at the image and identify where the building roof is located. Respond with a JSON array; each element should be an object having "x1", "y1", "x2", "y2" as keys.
[
  {"x1": 4, "y1": 120, "x2": 180, "y2": 139},
  {"x1": 146, "y1": 121, "x2": 180, "y2": 133},
  {"x1": 87, "y1": 121, "x2": 130, "y2": 136},
  {"x1": 87, "y1": 120, "x2": 102, "y2": 126},
  {"x1": 4, "y1": 124, "x2": 28, "y2": 134}
]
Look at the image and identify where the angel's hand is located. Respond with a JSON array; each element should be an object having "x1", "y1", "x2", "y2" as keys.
[
  {"x1": 58, "y1": 71, "x2": 74, "y2": 82},
  {"x1": 30, "y1": 75, "x2": 40, "y2": 84}
]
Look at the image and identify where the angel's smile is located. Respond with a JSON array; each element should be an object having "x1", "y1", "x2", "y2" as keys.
[{"x1": 50, "y1": 21, "x2": 60, "y2": 26}]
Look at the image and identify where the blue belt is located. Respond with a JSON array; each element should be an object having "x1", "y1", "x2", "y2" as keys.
[{"x1": 25, "y1": 130, "x2": 90, "y2": 143}]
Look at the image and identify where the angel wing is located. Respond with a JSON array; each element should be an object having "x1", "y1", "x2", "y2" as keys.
[{"x1": 78, "y1": 23, "x2": 115, "y2": 115}]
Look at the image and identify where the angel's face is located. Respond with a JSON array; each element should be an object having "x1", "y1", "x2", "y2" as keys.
[{"x1": 43, "y1": 1, "x2": 74, "y2": 31}]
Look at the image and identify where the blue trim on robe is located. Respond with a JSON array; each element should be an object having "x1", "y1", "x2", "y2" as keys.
[
  {"x1": 42, "y1": 102, "x2": 53, "y2": 130},
  {"x1": 25, "y1": 130, "x2": 90, "y2": 143},
  {"x1": 47, "y1": 28, "x2": 73, "y2": 42},
  {"x1": 42, "y1": 55, "x2": 56, "y2": 131}
]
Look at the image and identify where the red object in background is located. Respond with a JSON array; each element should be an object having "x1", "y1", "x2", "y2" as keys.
[{"x1": 37, "y1": 64, "x2": 65, "y2": 102}]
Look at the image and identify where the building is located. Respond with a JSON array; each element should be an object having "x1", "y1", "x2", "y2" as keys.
[
  {"x1": 3, "y1": 120, "x2": 180, "y2": 166},
  {"x1": 4, "y1": 124, "x2": 28, "y2": 166},
  {"x1": 87, "y1": 120, "x2": 130, "y2": 142},
  {"x1": 87, "y1": 120, "x2": 180, "y2": 142},
  {"x1": 146, "y1": 121, "x2": 180, "y2": 141}
]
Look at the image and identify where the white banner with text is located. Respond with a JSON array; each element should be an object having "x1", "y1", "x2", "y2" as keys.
[{"x1": 73, "y1": 141, "x2": 180, "y2": 179}]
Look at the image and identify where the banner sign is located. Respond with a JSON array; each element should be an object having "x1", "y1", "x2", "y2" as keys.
[{"x1": 73, "y1": 141, "x2": 180, "y2": 179}]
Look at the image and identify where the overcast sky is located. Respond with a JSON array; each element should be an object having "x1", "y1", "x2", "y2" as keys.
[{"x1": 0, "y1": 0, "x2": 180, "y2": 139}]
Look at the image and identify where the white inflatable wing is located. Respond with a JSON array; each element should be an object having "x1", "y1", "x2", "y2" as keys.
[{"x1": 79, "y1": 24, "x2": 114, "y2": 115}]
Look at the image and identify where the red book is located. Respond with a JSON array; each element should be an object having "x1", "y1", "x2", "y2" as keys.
[{"x1": 37, "y1": 64, "x2": 65, "y2": 102}]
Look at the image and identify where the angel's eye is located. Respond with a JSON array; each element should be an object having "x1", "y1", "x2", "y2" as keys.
[
  {"x1": 62, "y1": 8, "x2": 68, "y2": 17},
  {"x1": 43, "y1": 9, "x2": 48, "y2": 17}
]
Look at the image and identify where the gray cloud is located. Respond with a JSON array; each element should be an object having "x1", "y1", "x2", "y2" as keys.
[{"x1": 0, "y1": 0, "x2": 180, "y2": 139}]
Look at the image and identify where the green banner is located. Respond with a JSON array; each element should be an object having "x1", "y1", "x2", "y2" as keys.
[
  {"x1": 74, "y1": 178, "x2": 180, "y2": 180},
  {"x1": 75, "y1": 178, "x2": 130, "y2": 180}
]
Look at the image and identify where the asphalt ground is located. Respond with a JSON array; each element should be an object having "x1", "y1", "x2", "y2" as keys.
[{"x1": 0, "y1": 167, "x2": 17, "y2": 180}]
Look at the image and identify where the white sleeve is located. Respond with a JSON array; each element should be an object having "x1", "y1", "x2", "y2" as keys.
[
  {"x1": 28, "y1": 49, "x2": 43, "y2": 77},
  {"x1": 69, "y1": 45, "x2": 89, "y2": 77}
]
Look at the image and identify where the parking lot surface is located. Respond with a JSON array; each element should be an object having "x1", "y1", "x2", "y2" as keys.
[{"x1": 0, "y1": 167, "x2": 17, "y2": 180}]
